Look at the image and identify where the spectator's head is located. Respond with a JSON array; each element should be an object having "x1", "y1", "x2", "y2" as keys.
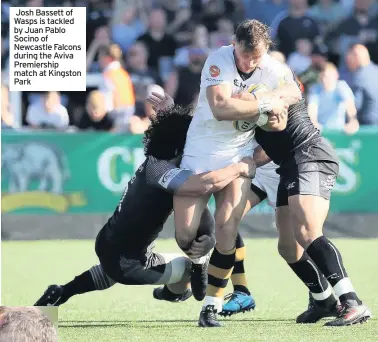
[
  {"x1": 319, "y1": 62, "x2": 339, "y2": 90},
  {"x1": 86, "y1": 91, "x2": 108, "y2": 122},
  {"x1": 233, "y1": 20, "x2": 272, "y2": 73},
  {"x1": 217, "y1": 18, "x2": 234, "y2": 35},
  {"x1": 149, "y1": 9, "x2": 166, "y2": 33},
  {"x1": 43, "y1": 92, "x2": 60, "y2": 113},
  {"x1": 355, "y1": 0, "x2": 373, "y2": 14},
  {"x1": 26, "y1": 0, "x2": 43, "y2": 6},
  {"x1": 98, "y1": 44, "x2": 123, "y2": 69},
  {"x1": 121, "y1": 7, "x2": 137, "y2": 24},
  {"x1": 143, "y1": 104, "x2": 193, "y2": 161},
  {"x1": 94, "y1": 26, "x2": 111, "y2": 44},
  {"x1": 192, "y1": 25, "x2": 209, "y2": 49},
  {"x1": 289, "y1": 0, "x2": 308, "y2": 14},
  {"x1": 0, "y1": 306, "x2": 57, "y2": 342},
  {"x1": 296, "y1": 39, "x2": 312, "y2": 56},
  {"x1": 188, "y1": 48, "x2": 208, "y2": 72},
  {"x1": 127, "y1": 42, "x2": 149, "y2": 70},
  {"x1": 269, "y1": 51, "x2": 286, "y2": 63},
  {"x1": 346, "y1": 44, "x2": 371, "y2": 71}
]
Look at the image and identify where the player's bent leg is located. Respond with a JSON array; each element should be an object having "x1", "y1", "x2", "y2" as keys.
[
  {"x1": 199, "y1": 178, "x2": 250, "y2": 327},
  {"x1": 34, "y1": 264, "x2": 116, "y2": 306},
  {"x1": 276, "y1": 204, "x2": 338, "y2": 323},
  {"x1": 289, "y1": 172, "x2": 371, "y2": 326}
]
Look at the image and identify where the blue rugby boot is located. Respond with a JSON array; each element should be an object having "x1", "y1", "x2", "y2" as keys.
[{"x1": 219, "y1": 291, "x2": 256, "y2": 317}]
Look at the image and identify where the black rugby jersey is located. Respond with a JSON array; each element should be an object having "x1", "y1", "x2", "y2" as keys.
[{"x1": 98, "y1": 156, "x2": 193, "y2": 258}]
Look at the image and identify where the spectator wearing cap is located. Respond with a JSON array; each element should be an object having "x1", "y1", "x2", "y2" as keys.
[
  {"x1": 165, "y1": 48, "x2": 207, "y2": 106},
  {"x1": 345, "y1": 44, "x2": 378, "y2": 125},
  {"x1": 174, "y1": 24, "x2": 209, "y2": 67},
  {"x1": 26, "y1": 91, "x2": 69, "y2": 130},
  {"x1": 308, "y1": 62, "x2": 359, "y2": 134},
  {"x1": 272, "y1": 0, "x2": 320, "y2": 58},
  {"x1": 98, "y1": 44, "x2": 135, "y2": 130}
]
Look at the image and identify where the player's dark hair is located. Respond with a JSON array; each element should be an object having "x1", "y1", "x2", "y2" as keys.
[
  {"x1": 235, "y1": 19, "x2": 272, "y2": 51},
  {"x1": 143, "y1": 104, "x2": 193, "y2": 160}
]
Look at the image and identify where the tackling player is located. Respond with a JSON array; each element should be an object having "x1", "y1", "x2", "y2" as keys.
[
  {"x1": 34, "y1": 103, "x2": 256, "y2": 307},
  {"x1": 227, "y1": 20, "x2": 371, "y2": 328}
]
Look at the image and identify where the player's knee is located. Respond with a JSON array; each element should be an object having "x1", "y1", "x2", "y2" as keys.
[
  {"x1": 277, "y1": 240, "x2": 299, "y2": 263},
  {"x1": 175, "y1": 232, "x2": 193, "y2": 252}
]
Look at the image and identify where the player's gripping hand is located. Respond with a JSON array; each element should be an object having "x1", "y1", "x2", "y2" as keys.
[
  {"x1": 239, "y1": 156, "x2": 257, "y2": 179},
  {"x1": 187, "y1": 235, "x2": 216, "y2": 259},
  {"x1": 268, "y1": 97, "x2": 288, "y2": 122},
  {"x1": 146, "y1": 92, "x2": 175, "y2": 112}
]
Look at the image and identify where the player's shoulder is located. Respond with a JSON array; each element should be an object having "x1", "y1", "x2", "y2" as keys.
[{"x1": 260, "y1": 54, "x2": 290, "y2": 74}]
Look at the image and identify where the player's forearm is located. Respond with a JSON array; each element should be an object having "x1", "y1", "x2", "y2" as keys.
[
  {"x1": 253, "y1": 146, "x2": 272, "y2": 167},
  {"x1": 256, "y1": 84, "x2": 301, "y2": 106},
  {"x1": 211, "y1": 97, "x2": 261, "y2": 121}
]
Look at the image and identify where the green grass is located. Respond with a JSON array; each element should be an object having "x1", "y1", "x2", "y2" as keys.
[{"x1": 2, "y1": 239, "x2": 378, "y2": 341}]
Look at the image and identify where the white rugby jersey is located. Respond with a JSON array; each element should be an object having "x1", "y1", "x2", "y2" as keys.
[{"x1": 183, "y1": 45, "x2": 295, "y2": 157}]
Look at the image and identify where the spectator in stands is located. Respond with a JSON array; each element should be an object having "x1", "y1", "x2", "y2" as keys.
[
  {"x1": 111, "y1": 1, "x2": 148, "y2": 54},
  {"x1": 345, "y1": 44, "x2": 378, "y2": 125},
  {"x1": 287, "y1": 38, "x2": 313, "y2": 74},
  {"x1": 137, "y1": 9, "x2": 177, "y2": 78},
  {"x1": 165, "y1": 47, "x2": 207, "y2": 106},
  {"x1": 307, "y1": 0, "x2": 347, "y2": 34},
  {"x1": 1, "y1": 85, "x2": 14, "y2": 129},
  {"x1": 158, "y1": 0, "x2": 192, "y2": 42},
  {"x1": 26, "y1": 91, "x2": 69, "y2": 130},
  {"x1": 272, "y1": 0, "x2": 320, "y2": 58},
  {"x1": 174, "y1": 24, "x2": 209, "y2": 67},
  {"x1": 127, "y1": 42, "x2": 162, "y2": 118},
  {"x1": 242, "y1": 0, "x2": 288, "y2": 27},
  {"x1": 325, "y1": 0, "x2": 378, "y2": 82},
  {"x1": 200, "y1": 0, "x2": 227, "y2": 32},
  {"x1": 297, "y1": 41, "x2": 328, "y2": 94},
  {"x1": 86, "y1": 26, "x2": 112, "y2": 72},
  {"x1": 308, "y1": 62, "x2": 359, "y2": 134},
  {"x1": 269, "y1": 50, "x2": 286, "y2": 63},
  {"x1": 0, "y1": 306, "x2": 57, "y2": 342},
  {"x1": 98, "y1": 44, "x2": 135, "y2": 130},
  {"x1": 209, "y1": 18, "x2": 234, "y2": 49},
  {"x1": 77, "y1": 91, "x2": 114, "y2": 131}
]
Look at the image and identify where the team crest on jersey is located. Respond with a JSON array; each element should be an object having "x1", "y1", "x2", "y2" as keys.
[{"x1": 209, "y1": 65, "x2": 220, "y2": 77}]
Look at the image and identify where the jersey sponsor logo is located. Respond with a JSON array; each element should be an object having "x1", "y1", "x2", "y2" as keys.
[
  {"x1": 158, "y1": 168, "x2": 181, "y2": 189},
  {"x1": 206, "y1": 77, "x2": 221, "y2": 82},
  {"x1": 209, "y1": 65, "x2": 220, "y2": 77}
]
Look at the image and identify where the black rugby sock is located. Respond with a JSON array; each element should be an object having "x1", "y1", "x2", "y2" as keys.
[
  {"x1": 306, "y1": 236, "x2": 362, "y2": 304},
  {"x1": 62, "y1": 265, "x2": 114, "y2": 300},
  {"x1": 288, "y1": 252, "x2": 335, "y2": 307}
]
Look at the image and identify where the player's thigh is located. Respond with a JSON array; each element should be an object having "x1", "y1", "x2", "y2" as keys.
[
  {"x1": 243, "y1": 183, "x2": 265, "y2": 216},
  {"x1": 173, "y1": 194, "x2": 210, "y2": 245},
  {"x1": 287, "y1": 162, "x2": 337, "y2": 247}
]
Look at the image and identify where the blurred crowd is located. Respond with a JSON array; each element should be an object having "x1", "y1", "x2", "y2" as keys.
[{"x1": 1, "y1": 0, "x2": 378, "y2": 134}]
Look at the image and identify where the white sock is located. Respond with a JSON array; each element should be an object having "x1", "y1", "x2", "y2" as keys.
[
  {"x1": 202, "y1": 296, "x2": 223, "y2": 313},
  {"x1": 311, "y1": 285, "x2": 333, "y2": 301},
  {"x1": 333, "y1": 277, "x2": 355, "y2": 298}
]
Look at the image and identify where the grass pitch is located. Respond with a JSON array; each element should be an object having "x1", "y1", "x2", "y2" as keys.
[{"x1": 2, "y1": 239, "x2": 378, "y2": 341}]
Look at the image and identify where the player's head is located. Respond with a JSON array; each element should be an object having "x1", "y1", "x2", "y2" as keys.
[
  {"x1": 143, "y1": 105, "x2": 193, "y2": 160},
  {"x1": 233, "y1": 19, "x2": 272, "y2": 73}
]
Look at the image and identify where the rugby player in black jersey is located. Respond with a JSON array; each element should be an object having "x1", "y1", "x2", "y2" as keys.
[
  {"x1": 229, "y1": 71, "x2": 372, "y2": 327},
  {"x1": 34, "y1": 100, "x2": 257, "y2": 307}
]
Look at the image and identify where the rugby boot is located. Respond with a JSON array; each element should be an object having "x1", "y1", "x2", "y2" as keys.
[
  {"x1": 219, "y1": 291, "x2": 256, "y2": 317},
  {"x1": 34, "y1": 285, "x2": 67, "y2": 306},
  {"x1": 324, "y1": 300, "x2": 371, "y2": 326},
  {"x1": 198, "y1": 305, "x2": 222, "y2": 327},
  {"x1": 153, "y1": 285, "x2": 192, "y2": 303}
]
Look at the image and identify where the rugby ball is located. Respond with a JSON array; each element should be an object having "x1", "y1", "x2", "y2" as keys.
[{"x1": 233, "y1": 84, "x2": 268, "y2": 132}]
